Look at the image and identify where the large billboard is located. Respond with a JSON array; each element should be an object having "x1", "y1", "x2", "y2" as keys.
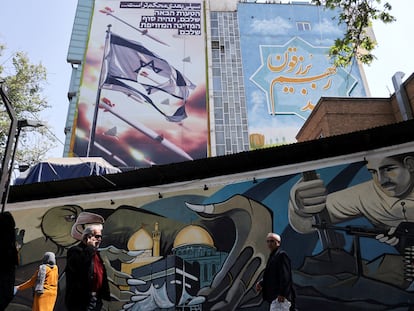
[
  {"x1": 238, "y1": 3, "x2": 368, "y2": 147},
  {"x1": 69, "y1": 0, "x2": 208, "y2": 168}
]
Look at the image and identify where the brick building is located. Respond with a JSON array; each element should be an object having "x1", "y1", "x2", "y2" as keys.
[{"x1": 297, "y1": 72, "x2": 414, "y2": 141}]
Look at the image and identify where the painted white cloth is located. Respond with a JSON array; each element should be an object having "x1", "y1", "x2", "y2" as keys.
[{"x1": 270, "y1": 299, "x2": 291, "y2": 311}]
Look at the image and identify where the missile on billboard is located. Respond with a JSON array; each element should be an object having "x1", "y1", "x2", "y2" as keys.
[{"x1": 99, "y1": 98, "x2": 193, "y2": 161}]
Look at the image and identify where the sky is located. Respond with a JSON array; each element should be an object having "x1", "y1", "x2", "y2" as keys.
[{"x1": 0, "y1": 0, "x2": 413, "y2": 159}]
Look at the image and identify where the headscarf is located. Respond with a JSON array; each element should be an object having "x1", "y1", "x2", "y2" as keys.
[
  {"x1": 42, "y1": 251, "x2": 56, "y2": 266},
  {"x1": 35, "y1": 252, "x2": 56, "y2": 294}
]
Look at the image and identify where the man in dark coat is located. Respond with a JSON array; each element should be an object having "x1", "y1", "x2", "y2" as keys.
[
  {"x1": 65, "y1": 224, "x2": 110, "y2": 311},
  {"x1": 0, "y1": 212, "x2": 19, "y2": 311},
  {"x1": 256, "y1": 232, "x2": 294, "y2": 311}
]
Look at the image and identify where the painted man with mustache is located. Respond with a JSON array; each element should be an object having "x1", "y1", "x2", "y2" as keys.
[{"x1": 289, "y1": 152, "x2": 414, "y2": 247}]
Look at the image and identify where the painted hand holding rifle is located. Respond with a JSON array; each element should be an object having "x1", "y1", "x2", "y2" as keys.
[
  {"x1": 288, "y1": 175, "x2": 402, "y2": 246},
  {"x1": 288, "y1": 153, "x2": 414, "y2": 251}
]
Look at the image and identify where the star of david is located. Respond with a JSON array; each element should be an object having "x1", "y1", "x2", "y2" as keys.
[{"x1": 136, "y1": 60, "x2": 162, "y2": 74}]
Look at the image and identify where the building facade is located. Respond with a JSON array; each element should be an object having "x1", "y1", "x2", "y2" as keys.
[{"x1": 63, "y1": 0, "x2": 369, "y2": 169}]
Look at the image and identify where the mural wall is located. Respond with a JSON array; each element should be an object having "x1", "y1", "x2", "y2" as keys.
[
  {"x1": 238, "y1": 3, "x2": 368, "y2": 147},
  {"x1": 68, "y1": 0, "x2": 208, "y2": 168},
  {"x1": 9, "y1": 146, "x2": 414, "y2": 310}
]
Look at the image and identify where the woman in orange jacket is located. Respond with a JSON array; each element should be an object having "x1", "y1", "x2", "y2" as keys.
[{"x1": 15, "y1": 252, "x2": 58, "y2": 311}]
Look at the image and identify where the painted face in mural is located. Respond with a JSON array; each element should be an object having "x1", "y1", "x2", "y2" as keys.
[
  {"x1": 366, "y1": 155, "x2": 414, "y2": 198},
  {"x1": 40, "y1": 205, "x2": 83, "y2": 249}
]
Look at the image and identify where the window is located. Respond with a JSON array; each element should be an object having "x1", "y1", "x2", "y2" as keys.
[
  {"x1": 212, "y1": 67, "x2": 221, "y2": 76},
  {"x1": 212, "y1": 40, "x2": 220, "y2": 49},
  {"x1": 297, "y1": 22, "x2": 311, "y2": 31},
  {"x1": 213, "y1": 76, "x2": 222, "y2": 91}
]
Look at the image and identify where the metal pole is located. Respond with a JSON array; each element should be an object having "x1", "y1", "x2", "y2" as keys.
[
  {"x1": 1, "y1": 126, "x2": 21, "y2": 212},
  {"x1": 0, "y1": 83, "x2": 18, "y2": 213},
  {"x1": 87, "y1": 25, "x2": 112, "y2": 157}
]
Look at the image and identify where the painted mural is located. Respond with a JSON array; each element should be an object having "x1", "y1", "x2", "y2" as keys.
[
  {"x1": 8, "y1": 149, "x2": 414, "y2": 310},
  {"x1": 238, "y1": 3, "x2": 367, "y2": 147},
  {"x1": 69, "y1": 0, "x2": 208, "y2": 169}
]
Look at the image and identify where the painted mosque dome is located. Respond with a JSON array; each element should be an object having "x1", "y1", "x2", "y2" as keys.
[
  {"x1": 127, "y1": 227, "x2": 153, "y2": 250},
  {"x1": 173, "y1": 225, "x2": 214, "y2": 249}
]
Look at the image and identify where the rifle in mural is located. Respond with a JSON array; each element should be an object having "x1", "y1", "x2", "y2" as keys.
[
  {"x1": 302, "y1": 170, "x2": 345, "y2": 249},
  {"x1": 313, "y1": 221, "x2": 414, "y2": 280},
  {"x1": 313, "y1": 221, "x2": 414, "y2": 250}
]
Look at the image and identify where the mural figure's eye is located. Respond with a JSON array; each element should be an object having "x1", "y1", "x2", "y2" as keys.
[{"x1": 64, "y1": 215, "x2": 77, "y2": 222}]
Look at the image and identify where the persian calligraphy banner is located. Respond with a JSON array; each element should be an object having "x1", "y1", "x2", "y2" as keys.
[
  {"x1": 69, "y1": 0, "x2": 208, "y2": 169},
  {"x1": 238, "y1": 3, "x2": 367, "y2": 148}
]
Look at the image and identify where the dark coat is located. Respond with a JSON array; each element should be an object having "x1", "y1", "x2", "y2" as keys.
[
  {"x1": 261, "y1": 248, "x2": 294, "y2": 303},
  {"x1": 64, "y1": 242, "x2": 110, "y2": 310},
  {"x1": 0, "y1": 212, "x2": 18, "y2": 311}
]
